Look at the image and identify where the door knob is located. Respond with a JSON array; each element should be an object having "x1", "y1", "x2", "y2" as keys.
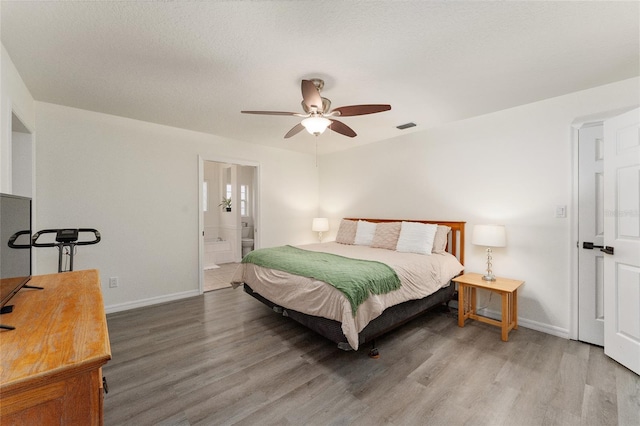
[
  {"x1": 583, "y1": 242, "x2": 614, "y2": 254},
  {"x1": 600, "y1": 246, "x2": 614, "y2": 255},
  {"x1": 582, "y1": 242, "x2": 604, "y2": 250}
]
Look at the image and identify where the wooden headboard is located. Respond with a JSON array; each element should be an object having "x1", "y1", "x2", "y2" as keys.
[{"x1": 343, "y1": 218, "x2": 465, "y2": 265}]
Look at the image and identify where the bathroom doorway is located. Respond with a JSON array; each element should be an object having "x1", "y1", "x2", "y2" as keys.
[{"x1": 198, "y1": 156, "x2": 259, "y2": 294}]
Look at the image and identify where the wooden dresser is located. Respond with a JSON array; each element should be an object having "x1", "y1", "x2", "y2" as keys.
[{"x1": 0, "y1": 269, "x2": 111, "y2": 425}]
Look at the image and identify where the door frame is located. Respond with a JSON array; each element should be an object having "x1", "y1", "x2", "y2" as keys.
[
  {"x1": 197, "y1": 155, "x2": 261, "y2": 295},
  {"x1": 569, "y1": 107, "x2": 637, "y2": 340}
]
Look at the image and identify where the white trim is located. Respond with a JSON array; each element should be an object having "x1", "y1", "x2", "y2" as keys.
[
  {"x1": 477, "y1": 308, "x2": 570, "y2": 340},
  {"x1": 570, "y1": 106, "x2": 636, "y2": 129},
  {"x1": 570, "y1": 120, "x2": 604, "y2": 341},
  {"x1": 568, "y1": 106, "x2": 639, "y2": 342},
  {"x1": 198, "y1": 154, "x2": 260, "y2": 168},
  {"x1": 3, "y1": 100, "x2": 35, "y2": 192},
  {"x1": 198, "y1": 155, "x2": 205, "y2": 295},
  {"x1": 104, "y1": 290, "x2": 200, "y2": 314},
  {"x1": 31, "y1": 130, "x2": 38, "y2": 275},
  {"x1": 569, "y1": 125, "x2": 580, "y2": 340},
  {"x1": 1, "y1": 98, "x2": 14, "y2": 193},
  {"x1": 197, "y1": 154, "x2": 261, "y2": 292}
]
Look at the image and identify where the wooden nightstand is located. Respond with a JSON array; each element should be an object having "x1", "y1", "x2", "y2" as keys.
[{"x1": 452, "y1": 272, "x2": 525, "y2": 341}]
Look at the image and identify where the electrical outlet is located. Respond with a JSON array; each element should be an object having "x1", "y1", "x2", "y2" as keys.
[{"x1": 109, "y1": 277, "x2": 119, "y2": 288}]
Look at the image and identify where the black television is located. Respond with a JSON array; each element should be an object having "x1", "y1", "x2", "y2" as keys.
[{"x1": 0, "y1": 193, "x2": 32, "y2": 312}]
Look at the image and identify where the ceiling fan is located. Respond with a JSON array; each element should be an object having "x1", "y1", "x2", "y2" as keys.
[{"x1": 241, "y1": 78, "x2": 391, "y2": 139}]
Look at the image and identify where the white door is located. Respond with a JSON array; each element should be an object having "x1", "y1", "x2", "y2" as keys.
[
  {"x1": 578, "y1": 124, "x2": 605, "y2": 346},
  {"x1": 603, "y1": 108, "x2": 640, "y2": 375}
]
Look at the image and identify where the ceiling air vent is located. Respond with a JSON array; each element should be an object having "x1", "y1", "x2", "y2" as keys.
[{"x1": 396, "y1": 122, "x2": 416, "y2": 130}]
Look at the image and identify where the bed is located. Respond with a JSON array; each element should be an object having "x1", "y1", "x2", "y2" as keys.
[{"x1": 231, "y1": 219, "x2": 465, "y2": 353}]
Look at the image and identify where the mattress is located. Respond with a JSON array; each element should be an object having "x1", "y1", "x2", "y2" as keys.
[{"x1": 231, "y1": 242, "x2": 464, "y2": 350}]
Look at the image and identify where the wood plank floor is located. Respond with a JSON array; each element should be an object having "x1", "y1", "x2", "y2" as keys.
[
  {"x1": 203, "y1": 263, "x2": 239, "y2": 292},
  {"x1": 104, "y1": 288, "x2": 640, "y2": 425}
]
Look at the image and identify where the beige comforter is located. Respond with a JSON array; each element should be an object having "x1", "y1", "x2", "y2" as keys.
[{"x1": 231, "y1": 242, "x2": 464, "y2": 350}]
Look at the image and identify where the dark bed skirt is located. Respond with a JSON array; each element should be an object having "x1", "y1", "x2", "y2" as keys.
[{"x1": 243, "y1": 283, "x2": 455, "y2": 350}]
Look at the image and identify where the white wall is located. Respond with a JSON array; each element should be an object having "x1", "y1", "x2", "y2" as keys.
[
  {"x1": 319, "y1": 77, "x2": 639, "y2": 337},
  {"x1": 7, "y1": 35, "x2": 638, "y2": 336},
  {"x1": 203, "y1": 160, "x2": 221, "y2": 237},
  {"x1": 34, "y1": 102, "x2": 319, "y2": 311}
]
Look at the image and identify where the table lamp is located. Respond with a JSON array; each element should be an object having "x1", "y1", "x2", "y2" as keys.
[
  {"x1": 312, "y1": 218, "x2": 329, "y2": 242},
  {"x1": 472, "y1": 224, "x2": 506, "y2": 281}
]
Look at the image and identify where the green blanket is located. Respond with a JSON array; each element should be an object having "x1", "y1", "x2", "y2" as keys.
[{"x1": 242, "y1": 245, "x2": 401, "y2": 314}]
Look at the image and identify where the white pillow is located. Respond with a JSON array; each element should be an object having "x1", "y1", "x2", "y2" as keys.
[
  {"x1": 354, "y1": 220, "x2": 377, "y2": 246},
  {"x1": 396, "y1": 222, "x2": 438, "y2": 255}
]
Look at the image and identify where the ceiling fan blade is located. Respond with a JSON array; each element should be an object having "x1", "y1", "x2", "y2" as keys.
[
  {"x1": 301, "y1": 80, "x2": 323, "y2": 112},
  {"x1": 241, "y1": 110, "x2": 298, "y2": 116},
  {"x1": 331, "y1": 104, "x2": 391, "y2": 117},
  {"x1": 329, "y1": 119, "x2": 357, "y2": 138},
  {"x1": 284, "y1": 123, "x2": 305, "y2": 139}
]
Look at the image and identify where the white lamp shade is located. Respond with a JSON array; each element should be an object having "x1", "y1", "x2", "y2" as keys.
[
  {"x1": 312, "y1": 217, "x2": 329, "y2": 232},
  {"x1": 301, "y1": 117, "x2": 331, "y2": 135},
  {"x1": 472, "y1": 224, "x2": 506, "y2": 247}
]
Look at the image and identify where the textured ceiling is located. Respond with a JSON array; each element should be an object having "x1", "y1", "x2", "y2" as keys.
[{"x1": 2, "y1": 1, "x2": 638, "y2": 155}]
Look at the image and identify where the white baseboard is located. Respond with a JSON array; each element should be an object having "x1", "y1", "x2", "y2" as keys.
[
  {"x1": 476, "y1": 307, "x2": 570, "y2": 339},
  {"x1": 449, "y1": 300, "x2": 570, "y2": 339},
  {"x1": 105, "y1": 290, "x2": 200, "y2": 314},
  {"x1": 105, "y1": 292, "x2": 569, "y2": 340}
]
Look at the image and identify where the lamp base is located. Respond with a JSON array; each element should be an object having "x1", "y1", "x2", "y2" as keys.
[{"x1": 482, "y1": 247, "x2": 496, "y2": 281}]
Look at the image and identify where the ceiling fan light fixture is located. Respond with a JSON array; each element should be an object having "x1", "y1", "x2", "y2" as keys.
[
  {"x1": 242, "y1": 78, "x2": 390, "y2": 139},
  {"x1": 301, "y1": 116, "x2": 331, "y2": 136}
]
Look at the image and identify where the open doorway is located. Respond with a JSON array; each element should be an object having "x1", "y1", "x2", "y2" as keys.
[
  {"x1": 575, "y1": 122, "x2": 605, "y2": 346},
  {"x1": 570, "y1": 108, "x2": 640, "y2": 375},
  {"x1": 10, "y1": 111, "x2": 33, "y2": 198},
  {"x1": 198, "y1": 156, "x2": 259, "y2": 293}
]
